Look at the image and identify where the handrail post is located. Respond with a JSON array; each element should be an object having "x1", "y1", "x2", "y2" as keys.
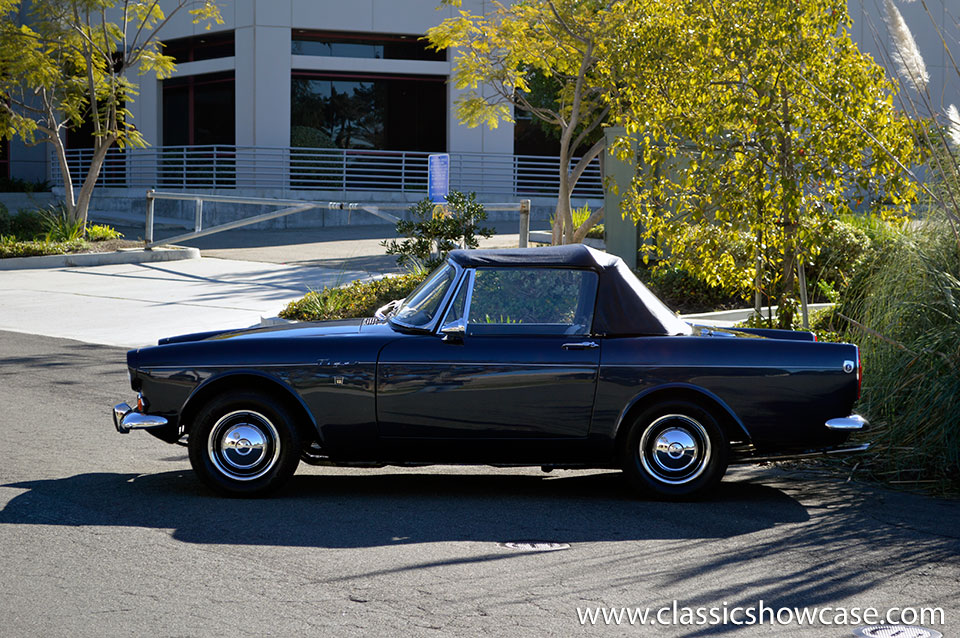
[
  {"x1": 518, "y1": 199, "x2": 531, "y2": 248},
  {"x1": 145, "y1": 189, "x2": 155, "y2": 248}
]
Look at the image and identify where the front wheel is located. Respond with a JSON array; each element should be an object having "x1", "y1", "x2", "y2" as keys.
[
  {"x1": 620, "y1": 401, "x2": 728, "y2": 500},
  {"x1": 188, "y1": 391, "x2": 302, "y2": 497}
]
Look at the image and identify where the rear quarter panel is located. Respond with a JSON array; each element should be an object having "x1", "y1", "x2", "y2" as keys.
[{"x1": 593, "y1": 335, "x2": 860, "y2": 451}]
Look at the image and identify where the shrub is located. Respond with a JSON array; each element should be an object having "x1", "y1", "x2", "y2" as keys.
[
  {"x1": 382, "y1": 191, "x2": 493, "y2": 270},
  {"x1": 280, "y1": 272, "x2": 428, "y2": 321},
  {"x1": 86, "y1": 224, "x2": 124, "y2": 241},
  {"x1": 804, "y1": 216, "x2": 874, "y2": 301},
  {"x1": 0, "y1": 236, "x2": 87, "y2": 258},
  {"x1": 636, "y1": 264, "x2": 742, "y2": 314},
  {"x1": 0, "y1": 203, "x2": 9, "y2": 236},
  {"x1": 10, "y1": 209, "x2": 47, "y2": 240},
  {"x1": 0, "y1": 176, "x2": 51, "y2": 193}
]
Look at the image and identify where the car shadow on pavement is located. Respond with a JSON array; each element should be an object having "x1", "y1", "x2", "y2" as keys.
[
  {"x1": 4, "y1": 467, "x2": 959, "y2": 624},
  {"x1": 0, "y1": 469, "x2": 806, "y2": 550}
]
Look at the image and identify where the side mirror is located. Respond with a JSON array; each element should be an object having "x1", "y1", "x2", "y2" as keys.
[{"x1": 440, "y1": 319, "x2": 466, "y2": 342}]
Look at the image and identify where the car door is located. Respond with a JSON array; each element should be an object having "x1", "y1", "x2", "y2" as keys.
[{"x1": 376, "y1": 267, "x2": 601, "y2": 459}]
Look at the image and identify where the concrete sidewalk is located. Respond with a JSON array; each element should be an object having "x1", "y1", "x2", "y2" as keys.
[
  {"x1": 0, "y1": 258, "x2": 361, "y2": 348},
  {"x1": 0, "y1": 220, "x2": 547, "y2": 349}
]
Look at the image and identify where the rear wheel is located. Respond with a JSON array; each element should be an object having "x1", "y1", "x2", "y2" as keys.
[
  {"x1": 621, "y1": 400, "x2": 728, "y2": 500},
  {"x1": 188, "y1": 391, "x2": 302, "y2": 497}
]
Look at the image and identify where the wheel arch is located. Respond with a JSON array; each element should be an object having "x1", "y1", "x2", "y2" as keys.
[
  {"x1": 179, "y1": 371, "x2": 320, "y2": 443},
  {"x1": 612, "y1": 383, "x2": 751, "y2": 453}
]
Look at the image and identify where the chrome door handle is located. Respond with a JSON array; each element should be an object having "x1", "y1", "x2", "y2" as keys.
[{"x1": 562, "y1": 341, "x2": 599, "y2": 350}]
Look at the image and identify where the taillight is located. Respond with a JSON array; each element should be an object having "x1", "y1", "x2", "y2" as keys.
[{"x1": 856, "y1": 347, "x2": 863, "y2": 400}]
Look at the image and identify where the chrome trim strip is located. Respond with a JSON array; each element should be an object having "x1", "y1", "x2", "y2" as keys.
[
  {"x1": 378, "y1": 362, "x2": 597, "y2": 367},
  {"x1": 598, "y1": 363, "x2": 831, "y2": 370},
  {"x1": 825, "y1": 414, "x2": 869, "y2": 430},
  {"x1": 140, "y1": 362, "x2": 376, "y2": 370}
]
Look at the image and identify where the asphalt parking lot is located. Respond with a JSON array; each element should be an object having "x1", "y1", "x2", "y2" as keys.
[{"x1": 0, "y1": 329, "x2": 958, "y2": 637}]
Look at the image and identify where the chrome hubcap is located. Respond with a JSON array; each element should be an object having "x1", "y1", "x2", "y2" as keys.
[
  {"x1": 639, "y1": 414, "x2": 711, "y2": 485},
  {"x1": 208, "y1": 410, "x2": 280, "y2": 481}
]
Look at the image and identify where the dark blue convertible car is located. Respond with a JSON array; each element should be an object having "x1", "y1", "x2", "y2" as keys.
[{"x1": 112, "y1": 245, "x2": 867, "y2": 499}]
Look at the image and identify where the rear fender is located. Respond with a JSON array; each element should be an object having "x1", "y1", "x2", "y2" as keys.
[{"x1": 613, "y1": 382, "x2": 752, "y2": 447}]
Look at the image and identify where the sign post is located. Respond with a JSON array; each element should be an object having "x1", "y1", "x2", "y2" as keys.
[{"x1": 428, "y1": 153, "x2": 450, "y2": 204}]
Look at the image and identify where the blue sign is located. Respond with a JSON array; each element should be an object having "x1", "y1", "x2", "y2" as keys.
[{"x1": 428, "y1": 154, "x2": 450, "y2": 203}]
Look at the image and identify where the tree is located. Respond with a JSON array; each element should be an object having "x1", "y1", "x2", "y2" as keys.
[
  {"x1": 428, "y1": 0, "x2": 626, "y2": 245},
  {"x1": 0, "y1": 0, "x2": 221, "y2": 227},
  {"x1": 608, "y1": 0, "x2": 919, "y2": 328}
]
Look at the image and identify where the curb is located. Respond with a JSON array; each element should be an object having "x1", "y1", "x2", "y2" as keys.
[{"x1": 0, "y1": 247, "x2": 201, "y2": 270}]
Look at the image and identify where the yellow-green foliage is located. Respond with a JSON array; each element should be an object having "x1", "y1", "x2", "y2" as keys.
[
  {"x1": 0, "y1": 236, "x2": 87, "y2": 258},
  {"x1": 0, "y1": 0, "x2": 222, "y2": 223},
  {"x1": 600, "y1": 0, "x2": 919, "y2": 327},
  {"x1": 427, "y1": 0, "x2": 622, "y2": 242},
  {"x1": 86, "y1": 224, "x2": 124, "y2": 241},
  {"x1": 279, "y1": 273, "x2": 427, "y2": 321}
]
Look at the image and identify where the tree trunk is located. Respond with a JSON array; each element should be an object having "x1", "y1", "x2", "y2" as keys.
[
  {"x1": 776, "y1": 88, "x2": 799, "y2": 330},
  {"x1": 553, "y1": 161, "x2": 574, "y2": 245},
  {"x1": 74, "y1": 136, "x2": 116, "y2": 228},
  {"x1": 50, "y1": 131, "x2": 77, "y2": 220},
  {"x1": 572, "y1": 205, "x2": 604, "y2": 243},
  {"x1": 43, "y1": 95, "x2": 77, "y2": 220}
]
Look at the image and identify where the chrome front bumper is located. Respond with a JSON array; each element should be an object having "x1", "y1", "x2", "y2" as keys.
[
  {"x1": 113, "y1": 402, "x2": 169, "y2": 434},
  {"x1": 825, "y1": 414, "x2": 869, "y2": 431}
]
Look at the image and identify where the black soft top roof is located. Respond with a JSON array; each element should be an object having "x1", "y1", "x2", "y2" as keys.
[{"x1": 448, "y1": 245, "x2": 691, "y2": 336}]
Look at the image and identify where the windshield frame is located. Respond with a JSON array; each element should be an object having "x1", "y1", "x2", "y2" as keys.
[{"x1": 387, "y1": 261, "x2": 463, "y2": 333}]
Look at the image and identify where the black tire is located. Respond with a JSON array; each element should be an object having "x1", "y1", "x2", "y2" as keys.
[
  {"x1": 620, "y1": 400, "x2": 728, "y2": 500},
  {"x1": 188, "y1": 391, "x2": 302, "y2": 497}
]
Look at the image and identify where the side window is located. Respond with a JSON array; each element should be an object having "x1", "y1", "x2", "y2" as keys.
[{"x1": 466, "y1": 268, "x2": 597, "y2": 336}]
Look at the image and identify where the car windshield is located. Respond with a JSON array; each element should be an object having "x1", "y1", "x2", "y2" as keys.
[{"x1": 391, "y1": 263, "x2": 457, "y2": 329}]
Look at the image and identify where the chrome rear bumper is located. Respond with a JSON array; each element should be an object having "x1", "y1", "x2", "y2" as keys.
[
  {"x1": 825, "y1": 414, "x2": 869, "y2": 431},
  {"x1": 113, "y1": 402, "x2": 169, "y2": 434}
]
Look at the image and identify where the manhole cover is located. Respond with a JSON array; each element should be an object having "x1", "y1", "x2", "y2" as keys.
[
  {"x1": 853, "y1": 626, "x2": 942, "y2": 638},
  {"x1": 498, "y1": 541, "x2": 570, "y2": 551}
]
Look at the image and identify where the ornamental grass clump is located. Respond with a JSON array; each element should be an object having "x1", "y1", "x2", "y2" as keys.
[{"x1": 836, "y1": 214, "x2": 960, "y2": 491}]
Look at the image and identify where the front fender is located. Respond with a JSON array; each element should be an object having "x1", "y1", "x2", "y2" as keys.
[{"x1": 177, "y1": 368, "x2": 321, "y2": 440}]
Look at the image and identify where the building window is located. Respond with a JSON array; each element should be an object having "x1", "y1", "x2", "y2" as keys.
[
  {"x1": 291, "y1": 30, "x2": 444, "y2": 61},
  {"x1": 162, "y1": 71, "x2": 235, "y2": 146},
  {"x1": 514, "y1": 109, "x2": 561, "y2": 157},
  {"x1": 291, "y1": 72, "x2": 445, "y2": 151},
  {"x1": 162, "y1": 31, "x2": 235, "y2": 63}
]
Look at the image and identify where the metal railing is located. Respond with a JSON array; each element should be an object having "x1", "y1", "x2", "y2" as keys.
[
  {"x1": 144, "y1": 190, "x2": 532, "y2": 249},
  {"x1": 52, "y1": 145, "x2": 604, "y2": 198}
]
